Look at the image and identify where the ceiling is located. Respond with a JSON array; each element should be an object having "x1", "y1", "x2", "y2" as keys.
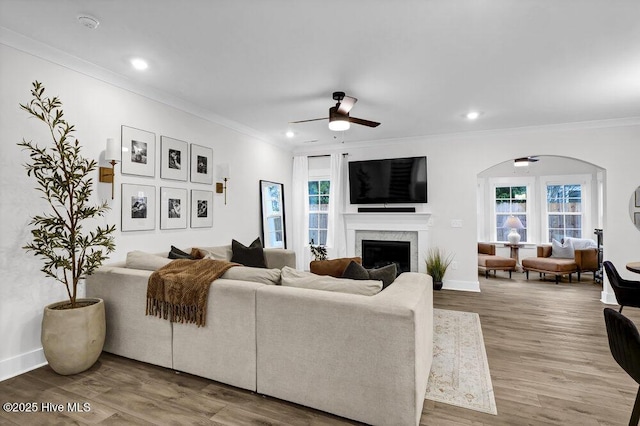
[{"x1": 1, "y1": 0, "x2": 639, "y2": 147}]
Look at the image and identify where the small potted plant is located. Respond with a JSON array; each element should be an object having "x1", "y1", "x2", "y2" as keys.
[
  {"x1": 426, "y1": 247, "x2": 454, "y2": 290},
  {"x1": 18, "y1": 81, "x2": 116, "y2": 375},
  {"x1": 309, "y1": 239, "x2": 328, "y2": 261}
]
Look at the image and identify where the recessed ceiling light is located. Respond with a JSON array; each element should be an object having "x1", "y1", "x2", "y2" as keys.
[
  {"x1": 130, "y1": 58, "x2": 148, "y2": 71},
  {"x1": 285, "y1": 130, "x2": 295, "y2": 138},
  {"x1": 465, "y1": 111, "x2": 481, "y2": 120},
  {"x1": 77, "y1": 15, "x2": 99, "y2": 30}
]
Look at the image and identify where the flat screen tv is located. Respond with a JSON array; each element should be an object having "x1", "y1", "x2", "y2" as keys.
[{"x1": 348, "y1": 156, "x2": 427, "y2": 204}]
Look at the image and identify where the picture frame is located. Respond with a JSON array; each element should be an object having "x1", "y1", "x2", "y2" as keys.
[
  {"x1": 191, "y1": 190, "x2": 213, "y2": 228},
  {"x1": 260, "y1": 180, "x2": 286, "y2": 249},
  {"x1": 190, "y1": 144, "x2": 213, "y2": 184},
  {"x1": 121, "y1": 126, "x2": 155, "y2": 177},
  {"x1": 160, "y1": 136, "x2": 188, "y2": 181},
  {"x1": 635, "y1": 212, "x2": 640, "y2": 228},
  {"x1": 121, "y1": 184, "x2": 155, "y2": 231},
  {"x1": 160, "y1": 187, "x2": 188, "y2": 230},
  {"x1": 636, "y1": 187, "x2": 640, "y2": 208}
]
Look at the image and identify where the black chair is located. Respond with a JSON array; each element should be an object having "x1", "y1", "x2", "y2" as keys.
[
  {"x1": 604, "y1": 261, "x2": 640, "y2": 313},
  {"x1": 604, "y1": 308, "x2": 640, "y2": 426}
]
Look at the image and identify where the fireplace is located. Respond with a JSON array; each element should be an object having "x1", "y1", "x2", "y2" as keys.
[{"x1": 362, "y1": 240, "x2": 410, "y2": 274}]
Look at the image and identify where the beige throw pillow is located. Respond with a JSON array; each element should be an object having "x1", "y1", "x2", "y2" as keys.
[
  {"x1": 125, "y1": 251, "x2": 172, "y2": 271},
  {"x1": 280, "y1": 266, "x2": 382, "y2": 296}
]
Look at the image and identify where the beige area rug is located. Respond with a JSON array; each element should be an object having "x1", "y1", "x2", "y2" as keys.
[{"x1": 425, "y1": 309, "x2": 498, "y2": 415}]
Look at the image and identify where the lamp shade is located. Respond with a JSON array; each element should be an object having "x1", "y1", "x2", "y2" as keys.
[
  {"x1": 504, "y1": 215, "x2": 524, "y2": 229},
  {"x1": 105, "y1": 138, "x2": 120, "y2": 162}
]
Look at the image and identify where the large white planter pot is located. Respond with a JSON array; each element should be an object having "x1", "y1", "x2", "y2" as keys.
[{"x1": 41, "y1": 298, "x2": 105, "y2": 375}]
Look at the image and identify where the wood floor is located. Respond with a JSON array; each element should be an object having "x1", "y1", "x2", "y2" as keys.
[{"x1": 1, "y1": 273, "x2": 637, "y2": 426}]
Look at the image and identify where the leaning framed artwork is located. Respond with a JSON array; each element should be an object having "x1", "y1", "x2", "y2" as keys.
[
  {"x1": 121, "y1": 184, "x2": 155, "y2": 231},
  {"x1": 160, "y1": 187, "x2": 188, "y2": 230},
  {"x1": 121, "y1": 126, "x2": 155, "y2": 177},
  {"x1": 191, "y1": 190, "x2": 213, "y2": 228},
  {"x1": 190, "y1": 144, "x2": 213, "y2": 184},
  {"x1": 160, "y1": 136, "x2": 188, "y2": 181}
]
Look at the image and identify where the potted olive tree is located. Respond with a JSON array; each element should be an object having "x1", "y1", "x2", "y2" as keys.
[
  {"x1": 426, "y1": 247, "x2": 454, "y2": 291},
  {"x1": 18, "y1": 81, "x2": 116, "y2": 375}
]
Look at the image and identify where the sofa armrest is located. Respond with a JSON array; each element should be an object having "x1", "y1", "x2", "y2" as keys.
[
  {"x1": 538, "y1": 245, "x2": 552, "y2": 258},
  {"x1": 575, "y1": 248, "x2": 598, "y2": 271},
  {"x1": 255, "y1": 272, "x2": 432, "y2": 426}
]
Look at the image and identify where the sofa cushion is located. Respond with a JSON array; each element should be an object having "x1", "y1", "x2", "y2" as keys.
[
  {"x1": 522, "y1": 257, "x2": 577, "y2": 273},
  {"x1": 309, "y1": 257, "x2": 362, "y2": 277},
  {"x1": 125, "y1": 251, "x2": 173, "y2": 271},
  {"x1": 281, "y1": 266, "x2": 382, "y2": 296},
  {"x1": 342, "y1": 261, "x2": 397, "y2": 289},
  {"x1": 477, "y1": 243, "x2": 496, "y2": 256},
  {"x1": 168, "y1": 245, "x2": 195, "y2": 260},
  {"x1": 222, "y1": 266, "x2": 281, "y2": 285},
  {"x1": 231, "y1": 238, "x2": 267, "y2": 268},
  {"x1": 477, "y1": 254, "x2": 516, "y2": 268},
  {"x1": 550, "y1": 239, "x2": 574, "y2": 259}
]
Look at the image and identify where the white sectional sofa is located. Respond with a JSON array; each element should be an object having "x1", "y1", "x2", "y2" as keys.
[{"x1": 86, "y1": 246, "x2": 433, "y2": 426}]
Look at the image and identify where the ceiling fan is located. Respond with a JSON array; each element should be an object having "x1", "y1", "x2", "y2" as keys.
[
  {"x1": 290, "y1": 91, "x2": 380, "y2": 131},
  {"x1": 514, "y1": 156, "x2": 539, "y2": 167}
]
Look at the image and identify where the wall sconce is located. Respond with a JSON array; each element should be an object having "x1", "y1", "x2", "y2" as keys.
[
  {"x1": 99, "y1": 138, "x2": 121, "y2": 199},
  {"x1": 216, "y1": 163, "x2": 230, "y2": 205}
]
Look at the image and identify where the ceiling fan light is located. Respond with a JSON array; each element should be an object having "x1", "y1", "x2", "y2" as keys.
[
  {"x1": 514, "y1": 158, "x2": 529, "y2": 167},
  {"x1": 328, "y1": 118, "x2": 350, "y2": 131}
]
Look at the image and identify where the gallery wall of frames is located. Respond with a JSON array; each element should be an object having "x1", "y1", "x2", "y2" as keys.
[{"x1": 120, "y1": 125, "x2": 214, "y2": 231}]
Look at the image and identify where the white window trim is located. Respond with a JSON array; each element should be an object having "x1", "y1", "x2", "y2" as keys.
[
  {"x1": 540, "y1": 174, "x2": 593, "y2": 243},
  {"x1": 488, "y1": 176, "x2": 536, "y2": 243}
]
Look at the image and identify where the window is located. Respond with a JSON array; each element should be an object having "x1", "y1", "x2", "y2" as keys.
[
  {"x1": 546, "y1": 184, "x2": 582, "y2": 241},
  {"x1": 495, "y1": 185, "x2": 528, "y2": 242},
  {"x1": 308, "y1": 180, "x2": 330, "y2": 246}
]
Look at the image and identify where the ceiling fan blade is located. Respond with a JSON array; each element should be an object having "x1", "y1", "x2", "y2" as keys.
[
  {"x1": 289, "y1": 117, "x2": 329, "y2": 124},
  {"x1": 337, "y1": 96, "x2": 357, "y2": 114},
  {"x1": 348, "y1": 116, "x2": 380, "y2": 127}
]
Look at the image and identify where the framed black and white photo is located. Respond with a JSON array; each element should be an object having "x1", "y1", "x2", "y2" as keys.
[
  {"x1": 190, "y1": 144, "x2": 213, "y2": 184},
  {"x1": 191, "y1": 190, "x2": 213, "y2": 228},
  {"x1": 160, "y1": 187, "x2": 188, "y2": 229},
  {"x1": 160, "y1": 136, "x2": 188, "y2": 181},
  {"x1": 121, "y1": 126, "x2": 155, "y2": 177},
  {"x1": 121, "y1": 184, "x2": 155, "y2": 231}
]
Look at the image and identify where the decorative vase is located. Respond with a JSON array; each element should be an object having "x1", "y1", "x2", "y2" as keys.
[
  {"x1": 41, "y1": 298, "x2": 105, "y2": 375},
  {"x1": 433, "y1": 280, "x2": 443, "y2": 291}
]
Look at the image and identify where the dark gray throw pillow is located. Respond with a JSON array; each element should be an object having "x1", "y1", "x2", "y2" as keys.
[
  {"x1": 369, "y1": 263, "x2": 397, "y2": 289},
  {"x1": 342, "y1": 261, "x2": 397, "y2": 289},
  {"x1": 168, "y1": 245, "x2": 195, "y2": 260},
  {"x1": 231, "y1": 238, "x2": 267, "y2": 268}
]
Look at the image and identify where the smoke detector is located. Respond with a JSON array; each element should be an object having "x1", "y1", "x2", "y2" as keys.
[{"x1": 77, "y1": 15, "x2": 99, "y2": 30}]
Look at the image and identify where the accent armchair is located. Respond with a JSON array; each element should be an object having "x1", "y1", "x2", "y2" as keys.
[{"x1": 603, "y1": 261, "x2": 640, "y2": 313}]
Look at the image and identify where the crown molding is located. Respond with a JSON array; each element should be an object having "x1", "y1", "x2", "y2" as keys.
[
  {"x1": 293, "y1": 115, "x2": 640, "y2": 155},
  {"x1": 0, "y1": 26, "x2": 290, "y2": 151}
]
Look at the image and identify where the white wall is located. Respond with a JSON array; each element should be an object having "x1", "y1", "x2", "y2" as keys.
[
  {"x1": 0, "y1": 44, "x2": 292, "y2": 380},
  {"x1": 295, "y1": 123, "x2": 640, "y2": 296}
]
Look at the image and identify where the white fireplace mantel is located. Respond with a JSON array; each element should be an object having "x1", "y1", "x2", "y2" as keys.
[{"x1": 343, "y1": 212, "x2": 431, "y2": 273}]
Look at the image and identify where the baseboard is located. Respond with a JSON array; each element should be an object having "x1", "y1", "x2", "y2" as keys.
[
  {"x1": 0, "y1": 348, "x2": 47, "y2": 382},
  {"x1": 601, "y1": 290, "x2": 618, "y2": 305},
  {"x1": 442, "y1": 279, "x2": 480, "y2": 292}
]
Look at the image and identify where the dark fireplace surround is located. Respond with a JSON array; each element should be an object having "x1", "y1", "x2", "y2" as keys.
[{"x1": 361, "y1": 239, "x2": 411, "y2": 275}]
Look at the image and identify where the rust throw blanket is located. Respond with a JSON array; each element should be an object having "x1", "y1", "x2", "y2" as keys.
[{"x1": 146, "y1": 259, "x2": 238, "y2": 326}]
